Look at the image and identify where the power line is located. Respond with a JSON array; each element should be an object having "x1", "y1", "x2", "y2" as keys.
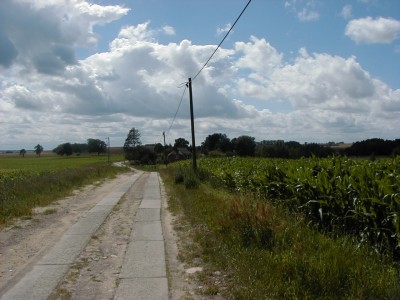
[
  {"x1": 166, "y1": 84, "x2": 187, "y2": 136},
  {"x1": 165, "y1": 0, "x2": 252, "y2": 141},
  {"x1": 192, "y1": 0, "x2": 252, "y2": 81}
]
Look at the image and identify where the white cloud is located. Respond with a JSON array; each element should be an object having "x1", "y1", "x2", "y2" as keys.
[
  {"x1": 345, "y1": 17, "x2": 400, "y2": 44},
  {"x1": 217, "y1": 23, "x2": 231, "y2": 36},
  {"x1": 235, "y1": 36, "x2": 283, "y2": 75},
  {"x1": 284, "y1": 0, "x2": 320, "y2": 22},
  {"x1": 297, "y1": 8, "x2": 319, "y2": 22},
  {"x1": 162, "y1": 25, "x2": 175, "y2": 36},
  {"x1": 0, "y1": 1, "x2": 399, "y2": 149},
  {"x1": 341, "y1": 4, "x2": 352, "y2": 20},
  {"x1": 0, "y1": 0, "x2": 129, "y2": 73}
]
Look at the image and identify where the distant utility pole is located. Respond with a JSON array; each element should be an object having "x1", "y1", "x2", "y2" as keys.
[
  {"x1": 188, "y1": 78, "x2": 197, "y2": 171},
  {"x1": 107, "y1": 137, "x2": 110, "y2": 165}
]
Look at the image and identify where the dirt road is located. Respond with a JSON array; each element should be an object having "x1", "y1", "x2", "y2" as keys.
[{"x1": 0, "y1": 170, "x2": 194, "y2": 299}]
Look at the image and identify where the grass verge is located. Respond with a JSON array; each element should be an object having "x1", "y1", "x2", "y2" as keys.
[
  {"x1": 159, "y1": 166, "x2": 400, "y2": 299},
  {"x1": 0, "y1": 162, "x2": 128, "y2": 224}
]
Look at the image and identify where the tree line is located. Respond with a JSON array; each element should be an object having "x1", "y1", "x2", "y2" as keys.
[
  {"x1": 40, "y1": 128, "x2": 399, "y2": 161},
  {"x1": 122, "y1": 128, "x2": 400, "y2": 164},
  {"x1": 52, "y1": 139, "x2": 107, "y2": 156},
  {"x1": 344, "y1": 138, "x2": 400, "y2": 157}
]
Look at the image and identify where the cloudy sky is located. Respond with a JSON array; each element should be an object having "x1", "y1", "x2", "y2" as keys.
[{"x1": 1, "y1": 0, "x2": 399, "y2": 150}]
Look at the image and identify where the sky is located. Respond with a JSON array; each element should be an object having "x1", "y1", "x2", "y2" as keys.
[{"x1": 0, "y1": 0, "x2": 399, "y2": 151}]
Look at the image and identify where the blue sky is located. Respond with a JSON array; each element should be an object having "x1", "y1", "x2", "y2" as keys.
[{"x1": 1, "y1": 0, "x2": 399, "y2": 150}]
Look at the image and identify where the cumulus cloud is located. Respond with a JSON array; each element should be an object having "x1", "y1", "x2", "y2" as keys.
[
  {"x1": 0, "y1": 0, "x2": 129, "y2": 72},
  {"x1": 233, "y1": 40, "x2": 399, "y2": 137},
  {"x1": 0, "y1": 0, "x2": 399, "y2": 149},
  {"x1": 345, "y1": 17, "x2": 400, "y2": 44}
]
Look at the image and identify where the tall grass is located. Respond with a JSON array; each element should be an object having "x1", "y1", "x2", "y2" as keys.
[
  {"x1": 0, "y1": 155, "x2": 127, "y2": 224},
  {"x1": 160, "y1": 165, "x2": 400, "y2": 299}
]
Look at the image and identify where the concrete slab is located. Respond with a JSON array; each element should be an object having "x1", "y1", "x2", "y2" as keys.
[
  {"x1": 139, "y1": 200, "x2": 161, "y2": 209},
  {"x1": 40, "y1": 233, "x2": 92, "y2": 265},
  {"x1": 143, "y1": 190, "x2": 160, "y2": 199},
  {"x1": 97, "y1": 194, "x2": 122, "y2": 205},
  {"x1": 131, "y1": 221, "x2": 163, "y2": 241},
  {"x1": 120, "y1": 241, "x2": 166, "y2": 278},
  {"x1": 135, "y1": 209, "x2": 160, "y2": 221},
  {"x1": 67, "y1": 210, "x2": 110, "y2": 235},
  {"x1": 1, "y1": 264, "x2": 70, "y2": 300},
  {"x1": 88, "y1": 204, "x2": 114, "y2": 213},
  {"x1": 114, "y1": 278, "x2": 168, "y2": 300}
]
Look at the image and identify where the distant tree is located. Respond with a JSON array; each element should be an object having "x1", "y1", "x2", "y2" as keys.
[
  {"x1": 53, "y1": 143, "x2": 72, "y2": 156},
  {"x1": 154, "y1": 143, "x2": 164, "y2": 154},
  {"x1": 128, "y1": 146, "x2": 157, "y2": 164},
  {"x1": 345, "y1": 138, "x2": 399, "y2": 156},
  {"x1": 87, "y1": 139, "x2": 107, "y2": 155},
  {"x1": 233, "y1": 135, "x2": 256, "y2": 157},
  {"x1": 124, "y1": 128, "x2": 141, "y2": 149},
  {"x1": 63, "y1": 143, "x2": 73, "y2": 156},
  {"x1": 174, "y1": 138, "x2": 189, "y2": 149},
  {"x1": 72, "y1": 143, "x2": 88, "y2": 154},
  {"x1": 53, "y1": 144, "x2": 63, "y2": 156},
  {"x1": 19, "y1": 149, "x2": 26, "y2": 157},
  {"x1": 34, "y1": 144, "x2": 43, "y2": 157},
  {"x1": 202, "y1": 133, "x2": 231, "y2": 153},
  {"x1": 123, "y1": 128, "x2": 142, "y2": 161}
]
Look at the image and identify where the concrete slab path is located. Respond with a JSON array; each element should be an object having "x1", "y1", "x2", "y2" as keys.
[
  {"x1": 1, "y1": 171, "x2": 171, "y2": 300},
  {"x1": 114, "y1": 172, "x2": 168, "y2": 300}
]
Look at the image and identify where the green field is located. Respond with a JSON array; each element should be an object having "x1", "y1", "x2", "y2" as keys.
[
  {"x1": 161, "y1": 156, "x2": 400, "y2": 299},
  {"x1": 0, "y1": 154, "x2": 126, "y2": 224},
  {"x1": 184, "y1": 156, "x2": 400, "y2": 258}
]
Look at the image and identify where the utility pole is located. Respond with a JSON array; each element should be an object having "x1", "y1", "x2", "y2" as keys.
[
  {"x1": 163, "y1": 131, "x2": 167, "y2": 166},
  {"x1": 188, "y1": 78, "x2": 197, "y2": 171}
]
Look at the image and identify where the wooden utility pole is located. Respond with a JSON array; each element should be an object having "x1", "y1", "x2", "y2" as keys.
[
  {"x1": 163, "y1": 131, "x2": 167, "y2": 166},
  {"x1": 188, "y1": 78, "x2": 197, "y2": 171}
]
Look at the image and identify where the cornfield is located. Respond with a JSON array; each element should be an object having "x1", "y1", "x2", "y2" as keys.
[{"x1": 183, "y1": 156, "x2": 400, "y2": 258}]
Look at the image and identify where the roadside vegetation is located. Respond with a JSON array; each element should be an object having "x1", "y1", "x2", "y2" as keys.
[
  {"x1": 0, "y1": 154, "x2": 127, "y2": 224},
  {"x1": 159, "y1": 156, "x2": 400, "y2": 299}
]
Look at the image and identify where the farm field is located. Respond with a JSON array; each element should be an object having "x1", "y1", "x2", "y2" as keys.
[
  {"x1": 191, "y1": 156, "x2": 400, "y2": 258},
  {"x1": 161, "y1": 156, "x2": 400, "y2": 298},
  {"x1": 0, "y1": 154, "x2": 126, "y2": 224}
]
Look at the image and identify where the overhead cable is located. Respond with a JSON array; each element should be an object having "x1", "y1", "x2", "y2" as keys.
[
  {"x1": 166, "y1": 84, "x2": 187, "y2": 135},
  {"x1": 192, "y1": 0, "x2": 252, "y2": 81}
]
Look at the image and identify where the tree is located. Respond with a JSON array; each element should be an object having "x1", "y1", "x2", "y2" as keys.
[
  {"x1": 72, "y1": 143, "x2": 88, "y2": 154},
  {"x1": 87, "y1": 139, "x2": 107, "y2": 155},
  {"x1": 34, "y1": 144, "x2": 43, "y2": 157},
  {"x1": 202, "y1": 133, "x2": 232, "y2": 153},
  {"x1": 123, "y1": 128, "x2": 142, "y2": 161},
  {"x1": 154, "y1": 143, "x2": 164, "y2": 154},
  {"x1": 63, "y1": 143, "x2": 73, "y2": 156},
  {"x1": 233, "y1": 136, "x2": 256, "y2": 157},
  {"x1": 20, "y1": 149, "x2": 26, "y2": 157},
  {"x1": 53, "y1": 142, "x2": 91, "y2": 156},
  {"x1": 174, "y1": 138, "x2": 189, "y2": 149},
  {"x1": 125, "y1": 146, "x2": 157, "y2": 164},
  {"x1": 124, "y1": 128, "x2": 141, "y2": 150}
]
